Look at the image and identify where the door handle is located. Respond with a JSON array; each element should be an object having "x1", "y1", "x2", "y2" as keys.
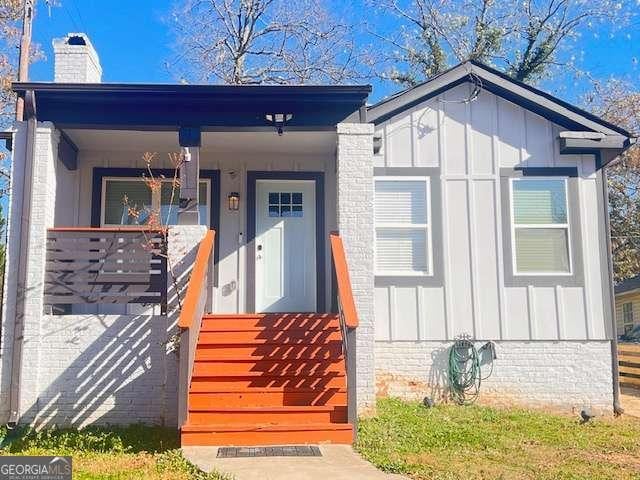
[{"x1": 257, "y1": 244, "x2": 262, "y2": 260}]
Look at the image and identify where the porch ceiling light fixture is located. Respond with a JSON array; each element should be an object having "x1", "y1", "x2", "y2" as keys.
[
  {"x1": 228, "y1": 192, "x2": 240, "y2": 211},
  {"x1": 265, "y1": 113, "x2": 293, "y2": 136}
]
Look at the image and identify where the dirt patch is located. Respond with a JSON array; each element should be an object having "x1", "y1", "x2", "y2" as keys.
[
  {"x1": 621, "y1": 386, "x2": 640, "y2": 418},
  {"x1": 375, "y1": 372, "x2": 610, "y2": 417}
]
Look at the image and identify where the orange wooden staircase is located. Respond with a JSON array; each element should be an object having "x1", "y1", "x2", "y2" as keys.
[
  {"x1": 178, "y1": 231, "x2": 358, "y2": 447},
  {"x1": 180, "y1": 313, "x2": 353, "y2": 446}
]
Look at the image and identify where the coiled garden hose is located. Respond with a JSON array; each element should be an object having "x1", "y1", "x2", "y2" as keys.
[{"x1": 448, "y1": 339, "x2": 496, "y2": 405}]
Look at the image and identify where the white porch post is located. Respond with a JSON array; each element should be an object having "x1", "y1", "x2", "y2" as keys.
[
  {"x1": 178, "y1": 127, "x2": 201, "y2": 225},
  {"x1": 336, "y1": 122, "x2": 375, "y2": 414}
]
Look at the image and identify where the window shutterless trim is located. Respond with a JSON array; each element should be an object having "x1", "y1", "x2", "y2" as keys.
[
  {"x1": 372, "y1": 167, "x2": 444, "y2": 287},
  {"x1": 509, "y1": 177, "x2": 573, "y2": 276},
  {"x1": 500, "y1": 168, "x2": 584, "y2": 287},
  {"x1": 623, "y1": 302, "x2": 634, "y2": 331},
  {"x1": 374, "y1": 176, "x2": 432, "y2": 276},
  {"x1": 100, "y1": 176, "x2": 211, "y2": 228}
]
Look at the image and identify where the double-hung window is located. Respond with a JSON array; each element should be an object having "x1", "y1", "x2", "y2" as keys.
[
  {"x1": 102, "y1": 177, "x2": 210, "y2": 227},
  {"x1": 374, "y1": 177, "x2": 431, "y2": 275},
  {"x1": 509, "y1": 177, "x2": 571, "y2": 275},
  {"x1": 623, "y1": 302, "x2": 634, "y2": 334}
]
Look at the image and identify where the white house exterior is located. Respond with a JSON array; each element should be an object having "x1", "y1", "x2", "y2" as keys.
[{"x1": 0, "y1": 33, "x2": 633, "y2": 444}]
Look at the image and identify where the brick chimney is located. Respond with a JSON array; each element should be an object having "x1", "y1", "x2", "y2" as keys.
[{"x1": 52, "y1": 33, "x2": 102, "y2": 83}]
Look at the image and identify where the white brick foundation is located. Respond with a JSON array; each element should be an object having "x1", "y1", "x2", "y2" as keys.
[
  {"x1": 21, "y1": 315, "x2": 177, "y2": 427},
  {"x1": 375, "y1": 341, "x2": 614, "y2": 413}
]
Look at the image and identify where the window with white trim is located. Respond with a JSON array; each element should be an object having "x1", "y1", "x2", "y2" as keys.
[
  {"x1": 374, "y1": 177, "x2": 431, "y2": 275},
  {"x1": 102, "y1": 178, "x2": 210, "y2": 227},
  {"x1": 510, "y1": 177, "x2": 571, "y2": 275},
  {"x1": 623, "y1": 302, "x2": 634, "y2": 334}
]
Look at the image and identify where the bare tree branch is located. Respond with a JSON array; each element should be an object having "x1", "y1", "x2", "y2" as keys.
[
  {"x1": 368, "y1": 0, "x2": 636, "y2": 87},
  {"x1": 169, "y1": 0, "x2": 365, "y2": 85}
]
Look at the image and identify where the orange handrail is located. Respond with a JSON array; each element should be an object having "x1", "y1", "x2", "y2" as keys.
[
  {"x1": 329, "y1": 232, "x2": 359, "y2": 329},
  {"x1": 48, "y1": 227, "x2": 166, "y2": 233},
  {"x1": 178, "y1": 230, "x2": 215, "y2": 329}
]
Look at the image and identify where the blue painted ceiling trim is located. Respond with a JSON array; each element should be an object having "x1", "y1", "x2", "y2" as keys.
[{"x1": 13, "y1": 83, "x2": 371, "y2": 128}]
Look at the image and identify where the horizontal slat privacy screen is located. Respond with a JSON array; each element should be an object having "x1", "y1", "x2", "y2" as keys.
[
  {"x1": 511, "y1": 178, "x2": 570, "y2": 273},
  {"x1": 374, "y1": 178, "x2": 429, "y2": 274},
  {"x1": 513, "y1": 179, "x2": 567, "y2": 224},
  {"x1": 375, "y1": 180, "x2": 427, "y2": 224}
]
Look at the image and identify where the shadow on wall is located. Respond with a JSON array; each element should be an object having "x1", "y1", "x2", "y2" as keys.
[
  {"x1": 19, "y1": 314, "x2": 178, "y2": 428},
  {"x1": 428, "y1": 346, "x2": 451, "y2": 402}
]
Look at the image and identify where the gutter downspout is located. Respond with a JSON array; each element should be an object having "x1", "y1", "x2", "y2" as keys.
[
  {"x1": 601, "y1": 165, "x2": 624, "y2": 415},
  {"x1": 7, "y1": 90, "x2": 36, "y2": 426}
]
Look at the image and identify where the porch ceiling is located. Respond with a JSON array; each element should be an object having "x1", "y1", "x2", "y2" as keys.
[{"x1": 63, "y1": 129, "x2": 338, "y2": 156}]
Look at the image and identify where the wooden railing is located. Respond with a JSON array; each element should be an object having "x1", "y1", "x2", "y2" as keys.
[
  {"x1": 44, "y1": 228, "x2": 167, "y2": 311},
  {"x1": 329, "y1": 232, "x2": 359, "y2": 329},
  {"x1": 177, "y1": 230, "x2": 215, "y2": 427},
  {"x1": 329, "y1": 231, "x2": 359, "y2": 430},
  {"x1": 619, "y1": 343, "x2": 640, "y2": 389}
]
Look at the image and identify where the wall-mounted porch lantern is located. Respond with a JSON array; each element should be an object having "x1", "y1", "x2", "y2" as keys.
[
  {"x1": 228, "y1": 192, "x2": 240, "y2": 211},
  {"x1": 265, "y1": 113, "x2": 293, "y2": 136}
]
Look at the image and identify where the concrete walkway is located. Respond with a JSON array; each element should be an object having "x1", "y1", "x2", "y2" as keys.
[{"x1": 183, "y1": 445, "x2": 409, "y2": 480}]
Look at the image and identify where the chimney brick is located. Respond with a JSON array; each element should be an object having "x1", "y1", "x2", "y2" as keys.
[{"x1": 52, "y1": 33, "x2": 102, "y2": 83}]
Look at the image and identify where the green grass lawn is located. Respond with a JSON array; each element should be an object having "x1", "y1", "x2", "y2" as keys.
[
  {"x1": 0, "y1": 425, "x2": 230, "y2": 480},
  {"x1": 357, "y1": 398, "x2": 640, "y2": 480}
]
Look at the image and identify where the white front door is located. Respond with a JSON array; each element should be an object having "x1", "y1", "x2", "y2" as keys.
[{"x1": 255, "y1": 180, "x2": 317, "y2": 312}]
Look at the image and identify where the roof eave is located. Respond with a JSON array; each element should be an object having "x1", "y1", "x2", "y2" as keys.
[{"x1": 368, "y1": 61, "x2": 631, "y2": 139}]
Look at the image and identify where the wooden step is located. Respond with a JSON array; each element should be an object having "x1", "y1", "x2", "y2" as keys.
[
  {"x1": 192, "y1": 359, "x2": 345, "y2": 377},
  {"x1": 198, "y1": 329, "x2": 342, "y2": 345},
  {"x1": 201, "y1": 315, "x2": 339, "y2": 331},
  {"x1": 187, "y1": 405, "x2": 347, "y2": 425},
  {"x1": 184, "y1": 312, "x2": 349, "y2": 447},
  {"x1": 181, "y1": 422, "x2": 353, "y2": 446},
  {"x1": 190, "y1": 375, "x2": 346, "y2": 392},
  {"x1": 188, "y1": 390, "x2": 347, "y2": 408},
  {"x1": 195, "y1": 343, "x2": 343, "y2": 361}
]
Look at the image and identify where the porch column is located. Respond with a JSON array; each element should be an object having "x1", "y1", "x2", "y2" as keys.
[
  {"x1": 335, "y1": 122, "x2": 375, "y2": 414},
  {"x1": 0, "y1": 117, "x2": 61, "y2": 424},
  {"x1": 177, "y1": 126, "x2": 201, "y2": 225}
]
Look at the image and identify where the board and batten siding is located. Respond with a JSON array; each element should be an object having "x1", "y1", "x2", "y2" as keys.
[{"x1": 374, "y1": 84, "x2": 610, "y2": 342}]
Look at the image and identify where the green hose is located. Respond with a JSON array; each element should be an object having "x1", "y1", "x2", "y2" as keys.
[{"x1": 448, "y1": 339, "x2": 484, "y2": 405}]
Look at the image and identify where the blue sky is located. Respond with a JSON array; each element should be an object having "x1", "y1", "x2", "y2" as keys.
[{"x1": 27, "y1": 0, "x2": 640, "y2": 105}]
